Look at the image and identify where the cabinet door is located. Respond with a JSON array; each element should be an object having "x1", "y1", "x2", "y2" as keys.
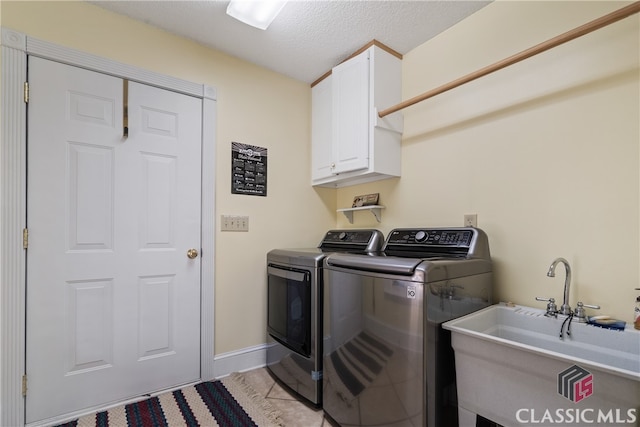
[
  {"x1": 311, "y1": 77, "x2": 334, "y2": 181},
  {"x1": 332, "y1": 51, "x2": 369, "y2": 174}
]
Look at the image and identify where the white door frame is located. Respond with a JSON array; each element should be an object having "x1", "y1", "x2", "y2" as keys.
[{"x1": 0, "y1": 27, "x2": 217, "y2": 427}]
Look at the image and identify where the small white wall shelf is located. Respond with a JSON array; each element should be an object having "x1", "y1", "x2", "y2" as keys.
[{"x1": 337, "y1": 205, "x2": 385, "y2": 224}]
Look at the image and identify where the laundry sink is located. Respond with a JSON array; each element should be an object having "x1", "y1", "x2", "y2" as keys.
[{"x1": 443, "y1": 303, "x2": 640, "y2": 426}]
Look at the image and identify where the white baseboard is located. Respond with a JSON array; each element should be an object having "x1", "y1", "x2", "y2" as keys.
[{"x1": 213, "y1": 343, "x2": 269, "y2": 378}]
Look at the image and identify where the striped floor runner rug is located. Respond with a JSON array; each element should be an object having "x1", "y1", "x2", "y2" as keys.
[{"x1": 54, "y1": 373, "x2": 283, "y2": 427}]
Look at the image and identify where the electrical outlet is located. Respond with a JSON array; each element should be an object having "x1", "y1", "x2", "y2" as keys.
[
  {"x1": 464, "y1": 214, "x2": 477, "y2": 227},
  {"x1": 221, "y1": 215, "x2": 249, "y2": 231}
]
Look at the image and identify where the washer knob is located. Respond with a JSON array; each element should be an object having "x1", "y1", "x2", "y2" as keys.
[
  {"x1": 415, "y1": 231, "x2": 427, "y2": 242},
  {"x1": 338, "y1": 232, "x2": 348, "y2": 240}
]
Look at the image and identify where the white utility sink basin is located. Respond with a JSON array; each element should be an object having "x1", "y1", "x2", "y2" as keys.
[{"x1": 443, "y1": 303, "x2": 640, "y2": 427}]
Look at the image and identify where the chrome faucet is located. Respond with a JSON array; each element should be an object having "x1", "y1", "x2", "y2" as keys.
[{"x1": 547, "y1": 257, "x2": 572, "y2": 315}]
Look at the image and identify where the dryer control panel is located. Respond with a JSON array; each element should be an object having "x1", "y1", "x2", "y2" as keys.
[{"x1": 319, "y1": 229, "x2": 384, "y2": 253}]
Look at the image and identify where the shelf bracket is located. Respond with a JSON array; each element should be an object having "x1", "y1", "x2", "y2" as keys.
[{"x1": 337, "y1": 205, "x2": 384, "y2": 224}]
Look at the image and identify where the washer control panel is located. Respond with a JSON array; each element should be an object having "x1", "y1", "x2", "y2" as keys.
[
  {"x1": 386, "y1": 228, "x2": 474, "y2": 247},
  {"x1": 384, "y1": 227, "x2": 490, "y2": 260}
]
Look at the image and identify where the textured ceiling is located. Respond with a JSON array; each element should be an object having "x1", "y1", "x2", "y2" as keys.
[{"x1": 90, "y1": 1, "x2": 491, "y2": 84}]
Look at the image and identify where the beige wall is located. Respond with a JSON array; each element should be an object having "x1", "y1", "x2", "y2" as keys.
[
  {"x1": 1, "y1": 0, "x2": 336, "y2": 355},
  {"x1": 338, "y1": 1, "x2": 639, "y2": 322}
]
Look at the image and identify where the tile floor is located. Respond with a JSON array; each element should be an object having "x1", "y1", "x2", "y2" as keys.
[
  {"x1": 239, "y1": 367, "x2": 330, "y2": 426},
  {"x1": 237, "y1": 368, "x2": 498, "y2": 427}
]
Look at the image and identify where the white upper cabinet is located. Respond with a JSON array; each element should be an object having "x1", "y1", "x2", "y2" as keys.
[
  {"x1": 311, "y1": 43, "x2": 403, "y2": 188},
  {"x1": 332, "y1": 50, "x2": 370, "y2": 175},
  {"x1": 311, "y1": 75, "x2": 333, "y2": 181}
]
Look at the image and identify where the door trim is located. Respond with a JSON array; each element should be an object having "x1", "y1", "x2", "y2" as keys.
[{"x1": 0, "y1": 27, "x2": 217, "y2": 427}]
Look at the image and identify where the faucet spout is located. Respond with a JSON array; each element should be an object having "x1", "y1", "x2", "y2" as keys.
[{"x1": 547, "y1": 257, "x2": 572, "y2": 315}]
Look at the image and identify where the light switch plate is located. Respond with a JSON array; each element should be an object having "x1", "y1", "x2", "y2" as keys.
[{"x1": 221, "y1": 215, "x2": 249, "y2": 231}]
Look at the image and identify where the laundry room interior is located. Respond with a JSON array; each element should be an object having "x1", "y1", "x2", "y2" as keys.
[{"x1": 1, "y1": 1, "x2": 638, "y2": 426}]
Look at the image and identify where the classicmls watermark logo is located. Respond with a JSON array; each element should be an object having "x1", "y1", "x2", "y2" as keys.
[
  {"x1": 558, "y1": 365, "x2": 593, "y2": 403},
  {"x1": 515, "y1": 364, "x2": 637, "y2": 424}
]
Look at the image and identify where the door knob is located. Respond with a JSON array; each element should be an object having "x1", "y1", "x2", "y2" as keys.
[{"x1": 187, "y1": 248, "x2": 199, "y2": 259}]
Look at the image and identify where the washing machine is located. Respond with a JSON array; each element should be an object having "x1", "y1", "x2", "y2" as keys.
[
  {"x1": 323, "y1": 227, "x2": 493, "y2": 426},
  {"x1": 266, "y1": 229, "x2": 384, "y2": 407}
]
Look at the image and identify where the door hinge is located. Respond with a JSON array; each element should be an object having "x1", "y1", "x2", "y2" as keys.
[
  {"x1": 22, "y1": 374, "x2": 27, "y2": 396},
  {"x1": 23, "y1": 228, "x2": 28, "y2": 249},
  {"x1": 24, "y1": 81, "x2": 29, "y2": 103}
]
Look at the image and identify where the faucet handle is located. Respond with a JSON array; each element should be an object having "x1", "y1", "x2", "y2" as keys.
[
  {"x1": 579, "y1": 302, "x2": 600, "y2": 309},
  {"x1": 574, "y1": 301, "x2": 600, "y2": 322},
  {"x1": 535, "y1": 297, "x2": 558, "y2": 317}
]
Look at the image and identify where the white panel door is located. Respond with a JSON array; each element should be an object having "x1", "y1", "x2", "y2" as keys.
[{"x1": 26, "y1": 57, "x2": 202, "y2": 424}]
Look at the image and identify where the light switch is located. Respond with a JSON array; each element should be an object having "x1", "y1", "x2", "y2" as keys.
[{"x1": 221, "y1": 215, "x2": 249, "y2": 231}]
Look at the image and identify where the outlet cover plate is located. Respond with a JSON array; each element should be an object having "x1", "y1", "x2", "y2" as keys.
[{"x1": 464, "y1": 214, "x2": 477, "y2": 227}]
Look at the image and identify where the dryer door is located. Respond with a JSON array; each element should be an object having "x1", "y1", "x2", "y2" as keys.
[{"x1": 267, "y1": 265, "x2": 312, "y2": 357}]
